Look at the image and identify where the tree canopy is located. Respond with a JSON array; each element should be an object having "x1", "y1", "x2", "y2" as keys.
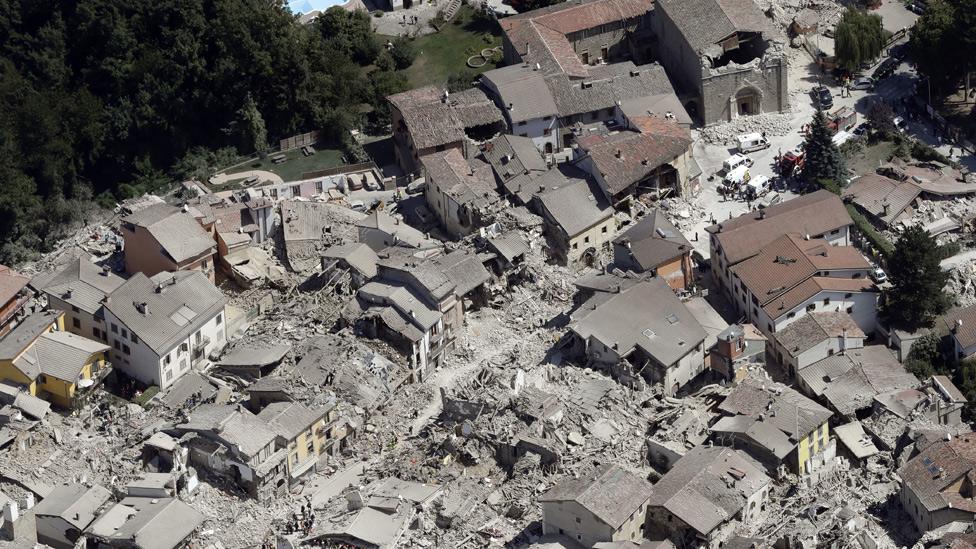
[
  {"x1": 911, "y1": 0, "x2": 976, "y2": 93},
  {"x1": 834, "y1": 9, "x2": 885, "y2": 72},
  {"x1": 886, "y1": 225, "x2": 951, "y2": 330},
  {"x1": 802, "y1": 109, "x2": 847, "y2": 187},
  {"x1": 0, "y1": 1, "x2": 409, "y2": 264}
]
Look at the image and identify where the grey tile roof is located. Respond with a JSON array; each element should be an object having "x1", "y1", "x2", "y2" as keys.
[
  {"x1": 647, "y1": 446, "x2": 769, "y2": 535},
  {"x1": 123, "y1": 204, "x2": 216, "y2": 263},
  {"x1": 421, "y1": 149, "x2": 500, "y2": 209},
  {"x1": 358, "y1": 281, "x2": 442, "y2": 331},
  {"x1": 178, "y1": 403, "x2": 276, "y2": 458},
  {"x1": 657, "y1": 0, "x2": 780, "y2": 55},
  {"x1": 258, "y1": 401, "x2": 326, "y2": 442},
  {"x1": 34, "y1": 483, "x2": 112, "y2": 529},
  {"x1": 506, "y1": 163, "x2": 584, "y2": 205},
  {"x1": 105, "y1": 271, "x2": 226, "y2": 355},
  {"x1": 539, "y1": 463, "x2": 651, "y2": 529},
  {"x1": 34, "y1": 331, "x2": 109, "y2": 382},
  {"x1": 941, "y1": 304, "x2": 976, "y2": 351},
  {"x1": 799, "y1": 346, "x2": 919, "y2": 415},
  {"x1": 322, "y1": 242, "x2": 379, "y2": 278},
  {"x1": 293, "y1": 334, "x2": 405, "y2": 411},
  {"x1": 220, "y1": 344, "x2": 291, "y2": 368},
  {"x1": 570, "y1": 277, "x2": 708, "y2": 367},
  {"x1": 717, "y1": 379, "x2": 832, "y2": 447},
  {"x1": 536, "y1": 177, "x2": 613, "y2": 238},
  {"x1": 281, "y1": 200, "x2": 365, "y2": 243},
  {"x1": 0, "y1": 384, "x2": 51, "y2": 419},
  {"x1": 614, "y1": 209, "x2": 691, "y2": 270},
  {"x1": 32, "y1": 258, "x2": 125, "y2": 314},
  {"x1": 487, "y1": 232, "x2": 531, "y2": 263},
  {"x1": 87, "y1": 496, "x2": 205, "y2": 549},
  {"x1": 0, "y1": 310, "x2": 61, "y2": 362},
  {"x1": 356, "y1": 211, "x2": 438, "y2": 250},
  {"x1": 480, "y1": 134, "x2": 548, "y2": 184},
  {"x1": 481, "y1": 65, "x2": 559, "y2": 123},
  {"x1": 544, "y1": 63, "x2": 675, "y2": 119}
]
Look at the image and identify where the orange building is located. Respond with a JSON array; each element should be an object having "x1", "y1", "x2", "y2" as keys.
[
  {"x1": 612, "y1": 209, "x2": 693, "y2": 290},
  {"x1": 120, "y1": 204, "x2": 217, "y2": 282},
  {"x1": 0, "y1": 265, "x2": 30, "y2": 336}
]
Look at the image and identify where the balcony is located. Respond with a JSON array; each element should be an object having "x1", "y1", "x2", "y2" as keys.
[{"x1": 191, "y1": 335, "x2": 211, "y2": 360}]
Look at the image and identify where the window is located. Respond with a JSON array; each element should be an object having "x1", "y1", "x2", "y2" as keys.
[
  {"x1": 39, "y1": 374, "x2": 47, "y2": 384},
  {"x1": 132, "y1": 333, "x2": 138, "y2": 343},
  {"x1": 518, "y1": 133, "x2": 528, "y2": 138},
  {"x1": 72, "y1": 317, "x2": 81, "y2": 329},
  {"x1": 315, "y1": 181, "x2": 323, "y2": 193},
  {"x1": 123, "y1": 344, "x2": 130, "y2": 355},
  {"x1": 847, "y1": 306, "x2": 854, "y2": 314},
  {"x1": 543, "y1": 116, "x2": 552, "y2": 121},
  {"x1": 165, "y1": 370, "x2": 173, "y2": 382},
  {"x1": 216, "y1": 313, "x2": 223, "y2": 326},
  {"x1": 164, "y1": 353, "x2": 172, "y2": 365},
  {"x1": 584, "y1": 236, "x2": 590, "y2": 243},
  {"x1": 292, "y1": 453, "x2": 300, "y2": 466},
  {"x1": 576, "y1": 517, "x2": 581, "y2": 524},
  {"x1": 787, "y1": 312, "x2": 795, "y2": 318},
  {"x1": 602, "y1": 226, "x2": 608, "y2": 233},
  {"x1": 845, "y1": 293, "x2": 853, "y2": 298},
  {"x1": 823, "y1": 298, "x2": 830, "y2": 305},
  {"x1": 831, "y1": 229, "x2": 840, "y2": 235},
  {"x1": 202, "y1": 259, "x2": 208, "y2": 269},
  {"x1": 543, "y1": 128, "x2": 552, "y2": 136},
  {"x1": 517, "y1": 121, "x2": 527, "y2": 127},
  {"x1": 180, "y1": 359, "x2": 188, "y2": 371},
  {"x1": 572, "y1": 243, "x2": 578, "y2": 250},
  {"x1": 291, "y1": 185, "x2": 300, "y2": 195},
  {"x1": 71, "y1": 306, "x2": 80, "y2": 313},
  {"x1": 121, "y1": 328, "x2": 128, "y2": 338},
  {"x1": 807, "y1": 304, "x2": 816, "y2": 312},
  {"x1": 180, "y1": 342, "x2": 189, "y2": 353},
  {"x1": 270, "y1": 188, "x2": 278, "y2": 199},
  {"x1": 114, "y1": 340, "x2": 121, "y2": 351},
  {"x1": 306, "y1": 436, "x2": 315, "y2": 454},
  {"x1": 111, "y1": 324, "x2": 118, "y2": 334},
  {"x1": 93, "y1": 327, "x2": 101, "y2": 339}
]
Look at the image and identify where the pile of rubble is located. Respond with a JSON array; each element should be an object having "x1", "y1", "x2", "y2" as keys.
[{"x1": 696, "y1": 111, "x2": 796, "y2": 145}]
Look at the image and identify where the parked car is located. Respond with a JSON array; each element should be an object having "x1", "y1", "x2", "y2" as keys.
[
  {"x1": 872, "y1": 58, "x2": 899, "y2": 80},
  {"x1": 811, "y1": 86, "x2": 833, "y2": 109},
  {"x1": 850, "y1": 77, "x2": 874, "y2": 91},
  {"x1": 870, "y1": 268, "x2": 888, "y2": 284},
  {"x1": 889, "y1": 43, "x2": 909, "y2": 61},
  {"x1": 910, "y1": 2, "x2": 926, "y2": 14},
  {"x1": 893, "y1": 116, "x2": 908, "y2": 132},
  {"x1": 722, "y1": 153, "x2": 753, "y2": 173},
  {"x1": 853, "y1": 123, "x2": 871, "y2": 138}
]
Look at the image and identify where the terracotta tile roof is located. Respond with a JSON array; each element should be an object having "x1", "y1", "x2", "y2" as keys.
[
  {"x1": 706, "y1": 190, "x2": 852, "y2": 266},
  {"x1": 501, "y1": 0, "x2": 652, "y2": 77},
  {"x1": 842, "y1": 174, "x2": 921, "y2": 226},
  {"x1": 898, "y1": 436, "x2": 976, "y2": 514},
  {"x1": 577, "y1": 119, "x2": 691, "y2": 196},
  {"x1": 0, "y1": 265, "x2": 29, "y2": 308},
  {"x1": 614, "y1": 208, "x2": 691, "y2": 270},
  {"x1": 773, "y1": 311, "x2": 864, "y2": 358},
  {"x1": 731, "y1": 234, "x2": 870, "y2": 310},
  {"x1": 763, "y1": 277, "x2": 876, "y2": 318}
]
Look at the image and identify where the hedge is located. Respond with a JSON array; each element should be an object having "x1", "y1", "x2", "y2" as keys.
[{"x1": 846, "y1": 203, "x2": 895, "y2": 257}]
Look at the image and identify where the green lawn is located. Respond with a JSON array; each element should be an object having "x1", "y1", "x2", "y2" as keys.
[
  {"x1": 848, "y1": 140, "x2": 896, "y2": 176},
  {"x1": 222, "y1": 147, "x2": 345, "y2": 186},
  {"x1": 400, "y1": 6, "x2": 502, "y2": 89}
]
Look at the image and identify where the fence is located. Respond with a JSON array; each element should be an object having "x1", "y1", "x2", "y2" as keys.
[
  {"x1": 279, "y1": 131, "x2": 320, "y2": 152},
  {"x1": 300, "y1": 161, "x2": 379, "y2": 180}
]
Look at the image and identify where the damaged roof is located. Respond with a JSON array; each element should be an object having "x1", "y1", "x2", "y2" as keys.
[
  {"x1": 570, "y1": 277, "x2": 707, "y2": 366},
  {"x1": 178, "y1": 404, "x2": 277, "y2": 458},
  {"x1": 647, "y1": 446, "x2": 769, "y2": 536},
  {"x1": 536, "y1": 177, "x2": 613, "y2": 238},
  {"x1": 798, "y1": 346, "x2": 919, "y2": 415},
  {"x1": 258, "y1": 401, "x2": 327, "y2": 442},
  {"x1": 773, "y1": 312, "x2": 864, "y2": 359},
  {"x1": 322, "y1": 242, "x2": 380, "y2": 278},
  {"x1": 942, "y1": 304, "x2": 976, "y2": 351},
  {"x1": 480, "y1": 133, "x2": 548, "y2": 184},
  {"x1": 614, "y1": 209, "x2": 692, "y2": 270},
  {"x1": 842, "y1": 173, "x2": 921, "y2": 226},
  {"x1": 539, "y1": 463, "x2": 651, "y2": 529},
  {"x1": 715, "y1": 379, "x2": 832, "y2": 451},
  {"x1": 656, "y1": 0, "x2": 780, "y2": 55},
  {"x1": 421, "y1": 149, "x2": 499, "y2": 209},
  {"x1": 576, "y1": 118, "x2": 691, "y2": 196},
  {"x1": 898, "y1": 435, "x2": 976, "y2": 514},
  {"x1": 388, "y1": 86, "x2": 503, "y2": 150},
  {"x1": 87, "y1": 496, "x2": 205, "y2": 549},
  {"x1": 34, "y1": 483, "x2": 112, "y2": 529}
]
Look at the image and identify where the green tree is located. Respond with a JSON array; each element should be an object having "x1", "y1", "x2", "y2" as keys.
[
  {"x1": 886, "y1": 225, "x2": 952, "y2": 329},
  {"x1": 905, "y1": 332, "x2": 950, "y2": 377},
  {"x1": 447, "y1": 69, "x2": 478, "y2": 92},
  {"x1": 866, "y1": 101, "x2": 896, "y2": 140},
  {"x1": 802, "y1": 109, "x2": 847, "y2": 186},
  {"x1": 910, "y1": 0, "x2": 963, "y2": 91},
  {"x1": 834, "y1": 9, "x2": 885, "y2": 72},
  {"x1": 236, "y1": 94, "x2": 269, "y2": 157},
  {"x1": 390, "y1": 37, "x2": 416, "y2": 70}
]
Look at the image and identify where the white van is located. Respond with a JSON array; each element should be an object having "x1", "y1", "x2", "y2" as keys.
[
  {"x1": 743, "y1": 175, "x2": 770, "y2": 198},
  {"x1": 724, "y1": 165, "x2": 751, "y2": 187},
  {"x1": 723, "y1": 153, "x2": 753, "y2": 173},
  {"x1": 832, "y1": 130, "x2": 854, "y2": 147},
  {"x1": 736, "y1": 132, "x2": 770, "y2": 154}
]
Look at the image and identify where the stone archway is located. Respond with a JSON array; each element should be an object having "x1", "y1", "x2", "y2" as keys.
[{"x1": 734, "y1": 86, "x2": 762, "y2": 118}]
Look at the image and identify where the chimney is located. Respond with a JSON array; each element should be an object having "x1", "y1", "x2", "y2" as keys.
[
  {"x1": 615, "y1": 149, "x2": 623, "y2": 159},
  {"x1": 759, "y1": 209, "x2": 766, "y2": 219},
  {"x1": 442, "y1": 89, "x2": 450, "y2": 103},
  {"x1": 3, "y1": 500, "x2": 19, "y2": 524},
  {"x1": 136, "y1": 302, "x2": 149, "y2": 315},
  {"x1": 182, "y1": 204, "x2": 189, "y2": 213},
  {"x1": 525, "y1": 42, "x2": 530, "y2": 56},
  {"x1": 101, "y1": 265, "x2": 110, "y2": 276},
  {"x1": 882, "y1": 202, "x2": 890, "y2": 215},
  {"x1": 102, "y1": 295, "x2": 111, "y2": 305},
  {"x1": 64, "y1": 287, "x2": 73, "y2": 299},
  {"x1": 507, "y1": 103, "x2": 513, "y2": 111},
  {"x1": 955, "y1": 318, "x2": 963, "y2": 333},
  {"x1": 534, "y1": 62, "x2": 541, "y2": 71}
]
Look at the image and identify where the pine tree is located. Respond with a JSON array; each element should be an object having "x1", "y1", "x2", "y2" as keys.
[
  {"x1": 802, "y1": 109, "x2": 846, "y2": 187},
  {"x1": 886, "y1": 225, "x2": 951, "y2": 330},
  {"x1": 238, "y1": 95, "x2": 268, "y2": 158}
]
